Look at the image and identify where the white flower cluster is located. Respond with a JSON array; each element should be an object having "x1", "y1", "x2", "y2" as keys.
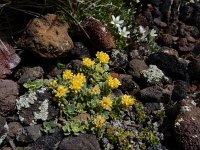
[
  {"x1": 33, "y1": 99, "x2": 49, "y2": 122},
  {"x1": 137, "y1": 25, "x2": 157, "y2": 41},
  {"x1": 16, "y1": 92, "x2": 37, "y2": 110},
  {"x1": 111, "y1": 15, "x2": 130, "y2": 38}
]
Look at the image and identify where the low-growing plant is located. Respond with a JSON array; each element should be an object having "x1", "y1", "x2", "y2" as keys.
[{"x1": 41, "y1": 121, "x2": 57, "y2": 134}]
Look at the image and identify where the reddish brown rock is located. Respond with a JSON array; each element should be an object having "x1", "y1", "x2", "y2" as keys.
[
  {"x1": 0, "y1": 79, "x2": 18, "y2": 116},
  {"x1": 0, "y1": 40, "x2": 21, "y2": 78},
  {"x1": 174, "y1": 107, "x2": 200, "y2": 150},
  {"x1": 81, "y1": 17, "x2": 115, "y2": 51},
  {"x1": 18, "y1": 14, "x2": 74, "y2": 58}
]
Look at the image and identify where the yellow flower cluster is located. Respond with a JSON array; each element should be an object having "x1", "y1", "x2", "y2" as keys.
[
  {"x1": 93, "y1": 115, "x2": 106, "y2": 128},
  {"x1": 63, "y1": 70, "x2": 73, "y2": 80},
  {"x1": 54, "y1": 85, "x2": 68, "y2": 98},
  {"x1": 90, "y1": 85, "x2": 101, "y2": 95},
  {"x1": 49, "y1": 80, "x2": 57, "y2": 87},
  {"x1": 70, "y1": 73, "x2": 86, "y2": 92},
  {"x1": 100, "y1": 96, "x2": 112, "y2": 110},
  {"x1": 96, "y1": 51, "x2": 109, "y2": 64},
  {"x1": 107, "y1": 76, "x2": 121, "y2": 89},
  {"x1": 82, "y1": 58, "x2": 95, "y2": 68},
  {"x1": 121, "y1": 95, "x2": 135, "y2": 108}
]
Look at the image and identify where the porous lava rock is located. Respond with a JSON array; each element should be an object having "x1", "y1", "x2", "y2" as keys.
[
  {"x1": 81, "y1": 17, "x2": 115, "y2": 50},
  {"x1": 18, "y1": 14, "x2": 74, "y2": 58},
  {"x1": 174, "y1": 107, "x2": 200, "y2": 150},
  {"x1": 0, "y1": 79, "x2": 18, "y2": 116}
]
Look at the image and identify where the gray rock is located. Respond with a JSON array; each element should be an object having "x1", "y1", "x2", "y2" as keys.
[
  {"x1": 15, "y1": 66, "x2": 44, "y2": 84},
  {"x1": 140, "y1": 85, "x2": 172, "y2": 103},
  {"x1": 16, "y1": 124, "x2": 42, "y2": 143},
  {"x1": 16, "y1": 88, "x2": 59, "y2": 125},
  {"x1": 66, "y1": 60, "x2": 82, "y2": 73},
  {"x1": 0, "y1": 116, "x2": 8, "y2": 145},
  {"x1": 0, "y1": 79, "x2": 18, "y2": 116},
  {"x1": 109, "y1": 50, "x2": 128, "y2": 68},
  {"x1": 17, "y1": 14, "x2": 74, "y2": 58},
  {"x1": 58, "y1": 134, "x2": 100, "y2": 150},
  {"x1": 70, "y1": 42, "x2": 91, "y2": 59},
  {"x1": 174, "y1": 107, "x2": 200, "y2": 150},
  {"x1": 25, "y1": 130, "x2": 63, "y2": 150},
  {"x1": 128, "y1": 59, "x2": 148, "y2": 78}
]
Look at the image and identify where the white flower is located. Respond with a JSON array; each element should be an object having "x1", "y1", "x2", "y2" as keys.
[
  {"x1": 138, "y1": 25, "x2": 148, "y2": 40},
  {"x1": 111, "y1": 15, "x2": 124, "y2": 28},
  {"x1": 150, "y1": 29, "x2": 158, "y2": 37},
  {"x1": 118, "y1": 27, "x2": 130, "y2": 38}
]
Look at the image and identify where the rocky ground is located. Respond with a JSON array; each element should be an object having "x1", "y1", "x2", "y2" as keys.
[{"x1": 1, "y1": 0, "x2": 200, "y2": 150}]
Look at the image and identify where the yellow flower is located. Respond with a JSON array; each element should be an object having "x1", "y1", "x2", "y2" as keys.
[
  {"x1": 70, "y1": 73, "x2": 86, "y2": 92},
  {"x1": 96, "y1": 51, "x2": 109, "y2": 64},
  {"x1": 121, "y1": 94, "x2": 135, "y2": 108},
  {"x1": 107, "y1": 76, "x2": 121, "y2": 89},
  {"x1": 63, "y1": 70, "x2": 73, "y2": 80},
  {"x1": 93, "y1": 115, "x2": 106, "y2": 128},
  {"x1": 49, "y1": 80, "x2": 57, "y2": 87},
  {"x1": 90, "y1": 85, "x2": 101, "y2": 95},
  {"x1": 100, "y1": 96, "x2": 112, "y2": 110},
  {"x1": 54, "y1": 85, "x2": 68, "y2": 98},
  {"x1": 82, "y1": 58, "x2": 94, "y2": 68}
]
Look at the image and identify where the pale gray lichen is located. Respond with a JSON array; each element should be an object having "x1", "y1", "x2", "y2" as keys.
[
  {"x1": 141, "y1": 65, "x2": 169, "y2": 85},
  {"x1": 16, "y1": 92, "x2": 37, "y2": 110},
  {"x1": 33, "y1": 99, "x2": 49, "y2": 122}
]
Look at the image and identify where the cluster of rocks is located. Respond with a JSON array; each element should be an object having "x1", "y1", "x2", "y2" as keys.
[{"x1": 1, "y1": 0, "x2": 200, "y2": 149}]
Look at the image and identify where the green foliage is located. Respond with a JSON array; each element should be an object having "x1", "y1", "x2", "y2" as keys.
[
  {"x1": 138, "y1": 127, "x2": 159, "y2": 149},
  {"x1": 135, "y1": 102, "x2": 146, "y2": 124},
  {"x1": 41, "y1": 121, "x2": 57, "y2": 134},
  {"x1": 23, "y1": 79, "x2": 50, "y2": 92}
]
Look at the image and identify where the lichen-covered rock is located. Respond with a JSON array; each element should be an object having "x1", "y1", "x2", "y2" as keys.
[
  {"x1": 0, "y1": 79, "x2": 18, "y2": 116},
  {"x1": 0, "y1": 116, "x2": 8, "y2": 145},
  {"x1": 174, "y1": 107, "x2": 200, "y2": 150},
  {"x1": 58, "y1": 134, "x2": 100, "y2": 150},
  {"x1": 109, "y1": 50, "x2": 128, "y2": 68},
  {"x1": 141, "y1": 65, "x2": 169, "y2": 85},
  {"x1": 0, "y1": 40, "x2": 21, "y2": 78},
  {"x1": 16, "y1": 124, "x2": 42, "y2": 143},
  {"x1": 16, "y1": 88, "x2": 59, "y2": 125},
  {"x1": 128, "y1": 59, "x2": 148, "y2": 78},
  {"x1": 17, "y1": 14, "x2": 74, "y2": 58},
  {"x1": 15, "y1": 66, "x2": 44, "y2": 84},
  {"x1": 81, "y1": 17, "x2": 115, "y2": 50},
  {"x1": 146, "y1": 52, "x2": 188, "y2": 80}
]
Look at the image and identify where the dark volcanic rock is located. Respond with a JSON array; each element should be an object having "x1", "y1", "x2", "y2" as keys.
[
  {"x1": 16, "y1": 124, "x2": 42, "y2": 143},
  {"x1": 0, "y1": 116, "x2": 8, "y2": 145},
  {"x1": 172, "y1": 80, "x2": 189, "y2": 101},
  {"x1": 118, "y1": 74, "x2": 140, "y2": 95},
  {"x1": 81, "y1": 17, "x2": 115, "y2": 51},
  {"x1": 0, "y1": 79, "x2": 18, "y2": 116},
  {"x1": 58, "y1": 134, "x2": 100, "y2": 150},
  {"x1": 25, "y1": 130, "x2": 63, "y2": 150},
  {"x1": 174, "y1": 107, "x2": 200, "y2": 150},
  {"x1": 15, "y1": 66, "x2": 44, "y2": 84},
  {"x1": 188, "y1": 58, "x2": 200, "y2": 80},
  {"x1": 66, "y1": 60, "x2": 82, "y2": 73},
  {"x1": 70, "y1": 42, "x2": 91, "y2": 59},
  {"x1": 146, "y1": 52, "x2": 188, "y2": 80},
  {"x1": 140, "y1": 85, "x2": 173, "y2": 103},
  {"x1": 8, "y1": 122, "x2": 22, "y2": 138},
  {"x1": 17, "y1": 14, "x2": 74, "y2": 58}
]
